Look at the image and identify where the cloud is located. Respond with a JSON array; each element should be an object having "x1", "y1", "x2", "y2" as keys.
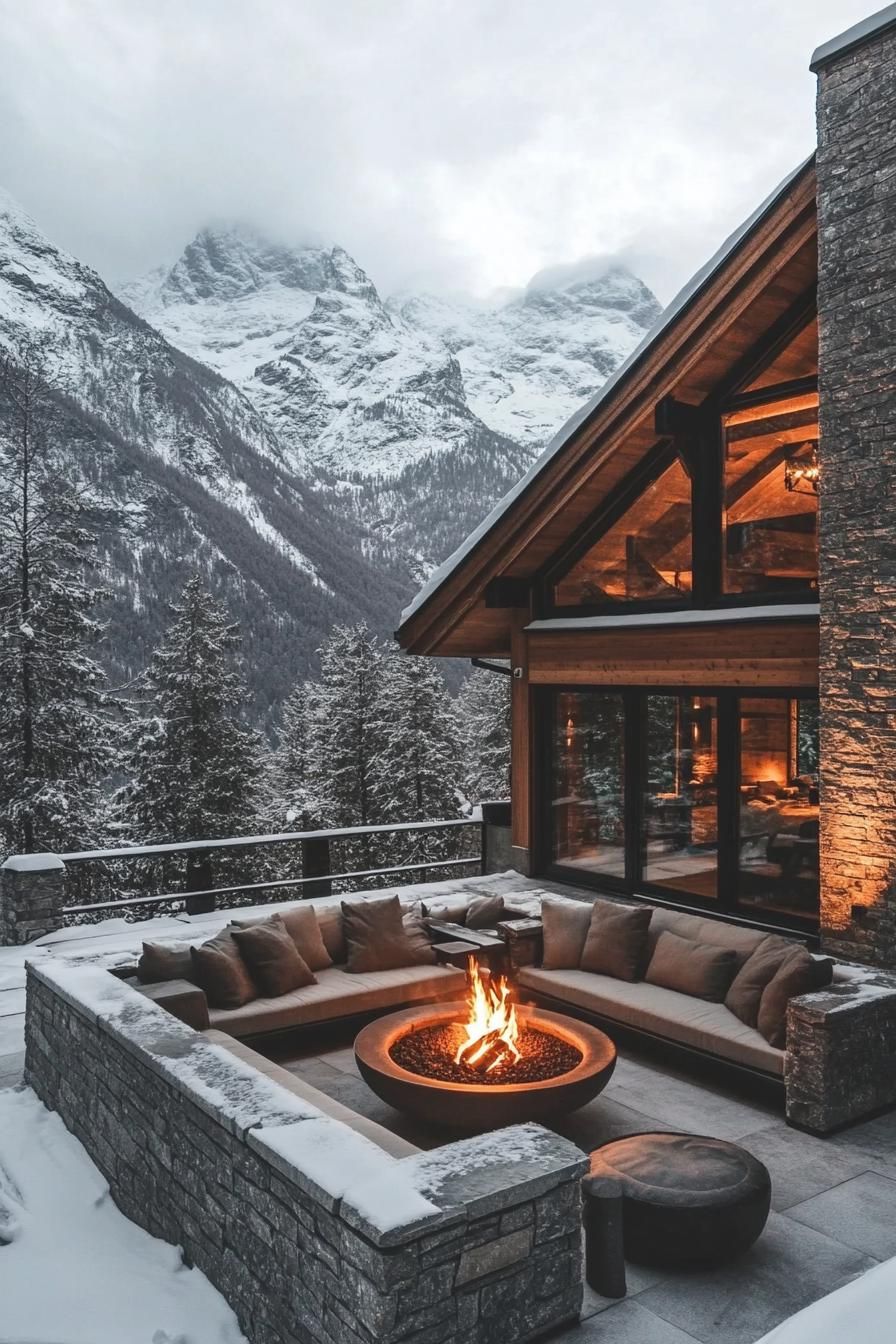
[{"x1": 0, "y1": 0, "x2": 877, "y2": 303}]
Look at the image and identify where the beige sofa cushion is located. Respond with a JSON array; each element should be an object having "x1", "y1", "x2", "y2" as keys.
[
  {"x1": 518, "y1": 966, "x2": 784, "y2": 1077},
  {"x1": 580, "y1": 899, "x2": 652, "y2": 981},
  {"x1": 203, "y1": 1029, "x2": 419, "y2": 1158},
  {"x1": 646, "y1": 930, "x2": 739, "y2": 1002},
  {"x1": 314, "y1": 903, "x2": 347, "y2": 965},
  {"x1": 541, "y1": 897, "x2": 592, "y2": 970},
  {"x1": 207, "y1": 963, "x2": 466, "y2": 1037},
  {"x1": 646, "y1": 907, "x2": 772, "y2": 967}
]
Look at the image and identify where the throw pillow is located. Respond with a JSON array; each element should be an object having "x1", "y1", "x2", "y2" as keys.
[
  {"x1": 190, "y1": 926, "x2": 258, "y2": 1010},
  {"x1": 646, "y1": 931, "x2": 739, "y2": 1002},
  {"x1": 232, "y1": 915, "x2": 317, "y2": 997},
  {"x1": 342, "y1": 895, "x2": 418, "y2": 973},
  {"x1": 579, "y1": 899, "x2": 653, "y2": 982},
  {"x1": 422, "y1": 899, "x2": 469, "y2": 926},
  {"x1": 757, "y1": 948, "x2": 834, "y2": 1048},
  {"x1": 725, "y1": 935, "x2": 799, "y2": 1027},
  {"x1": 137, "y1": 940, "x2": 193, "y2": 984},
  {"x1": 235, "y1": 905, "x2": 332, "y2": 972},
  {"x1": 465, "y1": 894, "x2": 505, "y2": 929},
  {"x1": 541, "y1": 897, "x2": 593, "y2": 970},
  {"x1": 315, "y1": 904, "x2": 346, "y2": 965},
  {"x1": 402, "y1": 902, "x2": 437, "y2": 965}
]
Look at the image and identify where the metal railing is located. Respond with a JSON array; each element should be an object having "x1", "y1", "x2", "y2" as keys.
[{"x1": 59, "y1": 817, "x2": 485, "y2": 923}]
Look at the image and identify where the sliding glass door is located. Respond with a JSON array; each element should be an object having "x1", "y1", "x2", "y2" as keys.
[
  {"x1": 544, "y1": 687, "x2": 819, "y2": 927},
  {"x1": 642, "y1": 695, "x2": 719, "y2": 901},
  {"x1": 550, "y1": 692, "x2": 626, "y2": 880}
]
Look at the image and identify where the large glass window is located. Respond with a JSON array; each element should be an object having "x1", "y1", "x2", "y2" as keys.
[
  {"x1": 546, "y1": 688, "x2": 819, "y2": 927},
  {"x1": 736, "y1": 698, "x2": 819, "y2": 918},
  {"x1": 554, "y1": 456, "x2": 692, "y2": 607},
  {"x1": 642, "y1": 695, "x2": 718, "y2": 900},
  {"x1": 550, "y1": 692, "x2": 625, "y2": 879},
  {"x1": 723, "y1": 395, "x2": 818, "y2": 594}
]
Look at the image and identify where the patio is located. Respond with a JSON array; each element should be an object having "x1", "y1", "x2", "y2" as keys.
[{"x1": 2, "y1": 872, "x2": 895, "y2": 1343}]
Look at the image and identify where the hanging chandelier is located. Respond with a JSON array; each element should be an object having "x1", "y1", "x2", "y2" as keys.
[{"x1": 784, "y1": 440, "x2": 819, "y2": 494}]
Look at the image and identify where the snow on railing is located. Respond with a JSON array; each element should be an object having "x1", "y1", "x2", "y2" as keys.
[{"x1": 58, "y1": 817, "x2": 485, "y2": 923}]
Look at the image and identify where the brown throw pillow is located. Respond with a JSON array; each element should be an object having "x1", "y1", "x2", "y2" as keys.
[
  {"x1": 541, "y1": 897, "x2": 593, "y2": 970},
  {"x1": 646, "y1": 930, "x2": 739, "y2": 1002},
  {"x1": 580, "y1": 899, "x2": 653, "y2": 982},
  {"x1": 757, "y1": 948, "x2": 834, "y2": 1048},
  {"x1": 725, "y1": 935, "x2": 800, "y2": 1027},
  {"x1": 422, "y1": 899, "x2": 469, "y2": 926},
  {"x1": 465, "y1": 894, "x2": 505, "y2": 929},
  {"x1": 402, "y1": 903, "x2": 437, "y2": 965},
  {"x1": 342, "y1": 895, "x2": 418, "y2": 973},
  {"x1": 235, "y1": 905, "x2": 332, "y2": 972},
  {"x1": 315, "y1": 904, "x2": 346, "y2": 965},
  {"x1": 190, "y1": 926, "x2": 257, "y2": 1009},
  {"x1": 137, "y1": 940, "x2": 194, "y2": 984},
  {"x1": 232, "y1": 915, "x2": 317, "y2": 997}
]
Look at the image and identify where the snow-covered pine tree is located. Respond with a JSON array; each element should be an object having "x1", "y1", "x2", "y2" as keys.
[
  {"x1": 372, "y1": 651, "x2": 461, "y2": 864},
  {"x1": 119, "y1": 577, "x2": 262, "y2": 849},
  {"x1": 261, "y1": 679, "x2": 323, "y2": 831},
  {"x1": 305, "y1": 623, "x2": 387, "y2": 872},
  {"x1": 454, "y1": 667, "x2": 511, "y2": 807},
  {"x1": 0, "y1": 349, "x2": 116, "y2": 855}
]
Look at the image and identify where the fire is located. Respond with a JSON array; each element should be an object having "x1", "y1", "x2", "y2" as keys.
[{"x1": 454, "y1": 957, "x2": 522, "y2": 1073}]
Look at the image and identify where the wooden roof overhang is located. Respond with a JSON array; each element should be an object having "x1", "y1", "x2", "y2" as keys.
[{"x1": 396, "y1": 159, "x2": 818, "y2": 658}]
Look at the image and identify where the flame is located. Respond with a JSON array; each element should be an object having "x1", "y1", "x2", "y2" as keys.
[{"x1": 454, "y1": 957, "x2": 522, "y2": 1073}]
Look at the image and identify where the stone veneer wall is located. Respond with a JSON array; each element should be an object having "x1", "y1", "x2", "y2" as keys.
[
  {"x1": 25, "y1": 959, "x2": 586, "y2": 1344},
  {"x1": 815, "y1": 21, "x2": 896, "y2": 966},
  {"x1": 0, "y1": 855, "x2": 64, "y2": 945}
]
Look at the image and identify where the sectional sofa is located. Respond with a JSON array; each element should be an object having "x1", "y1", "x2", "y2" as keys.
[{"x1": 119, "y1": 885, "x2": 896, "y2": 1135}]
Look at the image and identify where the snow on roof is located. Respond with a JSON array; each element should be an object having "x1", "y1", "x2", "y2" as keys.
[
  {"x1": 810, "y1": 2, "x2": 896, "y2": 71},
  {"x1": 399, "y1": 157, "x2": 815, "y2": 630},
  {"x1": 526, "y1": 603, "x2": 820, "y2": 634}
]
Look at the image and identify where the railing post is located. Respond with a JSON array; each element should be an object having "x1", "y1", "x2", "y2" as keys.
[
  {"x1": 184, "y1": 854, "x2": 215, "y2": 916},
  {"x1": 0, "y1": 854, "x2": 65, "y2": 945},
  {"x1": 301, "y1": 836, "x2": 332, "y2": 898},
  {"x1": 480, "y1": 800, "x2": 513, "y2": 874}
]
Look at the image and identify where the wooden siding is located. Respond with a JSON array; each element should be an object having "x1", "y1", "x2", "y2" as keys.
[{"x1": 526, "y1": 619, "x2": 819, "y2": 688}]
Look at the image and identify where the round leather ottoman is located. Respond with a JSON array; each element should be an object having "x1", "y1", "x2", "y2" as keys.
[{"x1": 586, "y1": 1132, "x2": 771, "y2": 1269}]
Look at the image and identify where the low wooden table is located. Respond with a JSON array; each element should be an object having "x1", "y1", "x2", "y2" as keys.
[
  {"x1": 496, "y1": 917, "x2": 543, "y2": 971},
  {"x1": 433, "y1": 939, "x2": 484, "y2": 969}
]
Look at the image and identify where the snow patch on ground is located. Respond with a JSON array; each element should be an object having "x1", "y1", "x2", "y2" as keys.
[
  {"x1": 756, "y1": 1252, "x2": 895, "y2": 1342},
  {"x1": 0, "y1": 1087, "x2": 246, "y2": 1344}
]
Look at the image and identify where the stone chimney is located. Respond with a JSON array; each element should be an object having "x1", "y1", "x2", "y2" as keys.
[{"x1": 814, "y1": 5, "x2": 896, "y2": 966}]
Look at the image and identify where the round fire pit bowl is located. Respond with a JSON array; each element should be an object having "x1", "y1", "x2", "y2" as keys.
[{"x1": 354, "y1": 1002, "x2": 617, "y2": 1130}]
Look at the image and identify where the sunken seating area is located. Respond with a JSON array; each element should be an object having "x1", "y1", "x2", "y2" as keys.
[{"x1": 110, "y1": 883, "x2": 896, "y2": 1135}]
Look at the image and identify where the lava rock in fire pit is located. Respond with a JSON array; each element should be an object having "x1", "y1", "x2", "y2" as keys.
[{"x1": 390, "y1": 1022, "x2": 583, "y2": 1086}]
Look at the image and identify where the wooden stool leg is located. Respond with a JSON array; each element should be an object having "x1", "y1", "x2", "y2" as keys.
[{"x1": 583, "y1": 1177, "x2": 626, "y2": 1299}]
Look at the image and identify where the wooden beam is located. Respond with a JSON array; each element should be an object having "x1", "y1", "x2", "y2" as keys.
[
  {"x1": 484, "y1": 576, "x2": 530, "y2": 609},
  {"x1": 654, "y1": 396, "x2": 702, "y2": 435},
  {"x1": 510, "y1": 614, "x2": 532, "y2": 859}
]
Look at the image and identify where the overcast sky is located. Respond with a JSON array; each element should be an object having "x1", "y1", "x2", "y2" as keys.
[{"x1": 0, "y1": 0, "x2": 879, "y2": 303}]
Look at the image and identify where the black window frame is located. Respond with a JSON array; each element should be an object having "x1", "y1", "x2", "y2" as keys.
[{"x1": 535, "y1": 683, "x2": 820, "y2": 936}]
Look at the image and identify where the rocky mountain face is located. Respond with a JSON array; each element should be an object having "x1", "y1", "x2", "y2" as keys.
[
  {"x1": 389, "y1": 266, "x2": 661, "y2": 452},
  {"x1": 0, "y1": 192, "x2": 660, "y2": 725},
  {"x1": 0, "y1": 194, "x2": 410, "y2": 725},
  {"x1": 124, "y1": 225, "x2": 661, "y2": 573}
]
